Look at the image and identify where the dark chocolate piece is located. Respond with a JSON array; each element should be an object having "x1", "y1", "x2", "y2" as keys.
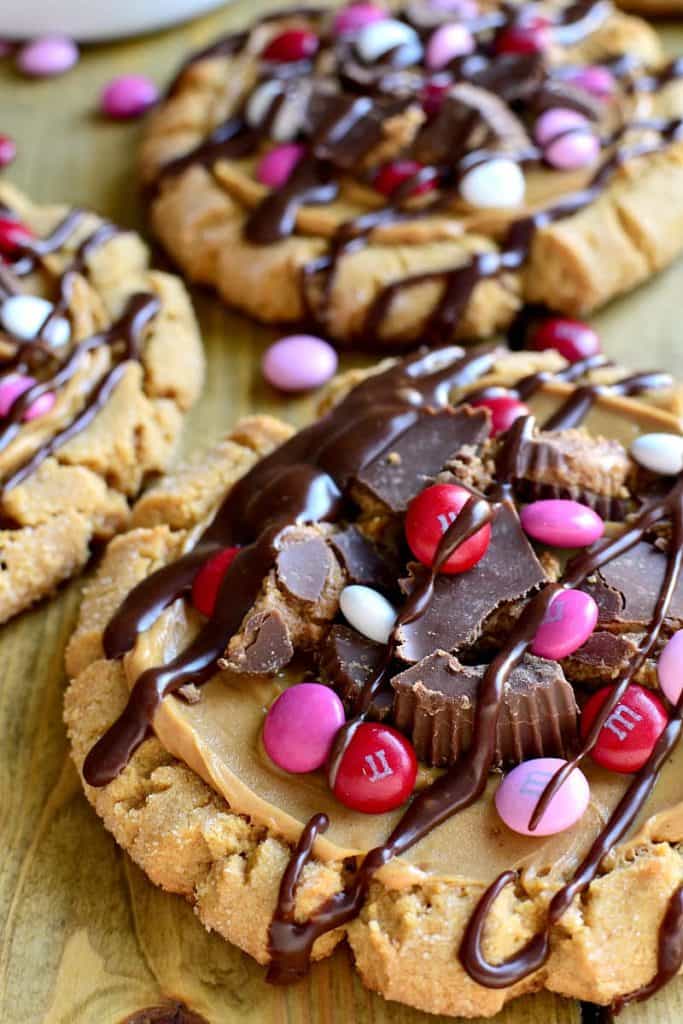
[
  {"x1": 328, "y1": 526, "x2": 397, "y2": 592},
  {"x1": 583, "y1": 541, "x2": 683, "y2": 631},
  {"x1": 320, "y1": 624, "x2": 392, "y2": 719},
  {"x1": 276, "y1": 536, "x2": 332, "y2": 602},
  {"x1": 230, "y1": 609, "x2": 294, "y2": 675},
  {"x1": 560, "y1": 630, "x2": 639, "y2": 686},
  {"x1": 397, "y1": 502, "x2": 547, "y2": 662},
  {"x1": 391, "y1": 650, "x2": 579, "y2": 767}
]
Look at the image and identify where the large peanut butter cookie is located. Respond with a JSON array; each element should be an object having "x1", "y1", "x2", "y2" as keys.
[
  {"x1": 66, "y1": 344, "x2": 683, "y2": 1019},
  {"x1": 0, "y1": 183, "x2": 204, "y2": 621},
  {"x1": 140, "y1": 1, "x2": 683, "y2": 349}
]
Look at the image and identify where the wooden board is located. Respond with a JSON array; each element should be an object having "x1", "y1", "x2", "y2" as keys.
[{"x1": 0, "y1": 3, "x2": 682, "y2": 1022}]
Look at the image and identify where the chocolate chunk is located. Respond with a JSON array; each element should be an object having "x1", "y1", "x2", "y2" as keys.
[
  {"x1": 583, "y1": 541, "x2": 683, "y2": 631},
  {"x1": 397, "y1": 503, "x2": 547, "y2": 662},
  {"x1": 276, "y1": 537, "x2": 332, "y2": 602},
  {"x1": 329, "y1": 526, "x2": 398, "y2": 592},
  {"x1": 229, "y1": 609, "x2": 294, "y2": 675},
  {"x1": 468, "y1": 53, "x2": 546, "y2": 104},
  {"x1": 320, "y1": 624, "x2": 392, "y2": 718},
  {"x1": 413, "y1": 85, "x2": 530, "y2": 165},
  {"x1": 391, "y1": 651, "x2": 579, "y2": 767},
  {"x1": 561, "y1": 631, "x2": 639, "y2": 687},
  {"x1": 352, "y1": 406, "x2": 489, "y2": 514}
]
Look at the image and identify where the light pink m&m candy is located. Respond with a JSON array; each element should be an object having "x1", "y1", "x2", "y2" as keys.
[
  {"x1": 101, "y1": 75, "x2": 159, "y2": 119},
  {"x1": 17, "y1": 35, "x2": 79, "y2": 78},
  {"x1": 531, "y1": 588, "x2": 598, "y2": 660},
  {"x1": 0, "y1": 374, "x2": 55, "y2": 421},
  {"x1": 520, "y1": 499, "x2": 604, "y2": 548},
  {"x1": 567, "y1": 65, "x2": 616, "y2": 99},
  {"x1": 534, "y1": 107, "x2": 587, "y2": 146},
  {"x1": 262, "y1": 334, "x2": 338, "y2": 392},
  {"x1": 658, "y1": 630, "x2": 683, "y2": 706},
  {"x1": 264, "y1": 683, "x2": 345, "y2": 773},
  {"x1": 495, "y1": 757, "x2": 590, "y2": 836},
  {"x1": 256, "y1": 144, "x2": 305, "y2": 189},
  {"x1": 536, "y1": 107, "x2": 600, "y2": 170},
  {"x1": 333, "y1": 4, "x2": 386, "y2": 35},
  {"x1": 425, "y1": 24, "x2": 475, "y2": 70}
]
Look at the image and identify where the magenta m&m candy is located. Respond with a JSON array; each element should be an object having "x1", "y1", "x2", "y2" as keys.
[
  {"x1": 373, "y1": 160, "x2": 437, "y2": 198},
  {"x1": 658, "y1": 630, "x2": 683, "y2": 706},
  {"x1": 470, "y1": 393, "x2": 530, "y2": 437},
  {"x1": 581, "y1": 684, "x2": 669, "y2": 773},
  {"x1": 101, "y1": 75, "x2": 159, "y2": 120},
  {"x1": 17, "y1": 35, "x2": 79, "y2": 78},
  {"x1": 262, "y1": 334, "x2": 338, "y2": 392},
  {"x1": 0, "y1": 134, "x2": 16, "y2": 168},
  {"x1": 191, "y1": 547, "x2": 240, "y2": 617},
  {"x1": 0, "y1": 374, "x2": 55, "y2": 421},
  {"x1": 329, "y1": 722, "x2": 417, "y2": 813},
  {"x1": 531, "y1": 588, "x2": 598, "y2": 660},
  {"x1": 520, "y1": 499, "x2": 604, "y2": 548},
  {"x1": 531, "y1": 317, "x2": 601, "y2": 363},
  {"x1": 495, "y1": 16, "x2": 551, "y2": 55},
  {"x1": 264, "y1": 683, "x2": 346, "y2": 774},
  {"x1": 256, "y1": 143, "x2": 305, "y2": 189},
  {"x1": 567, "y1": 65, "x2": 616, "y2": 100},
  {"x1": 333, "y1": 4, "x2": 386, "y2": 35},
  {"x1": 405, "y1": 482, "x2": 491, "y2": 575},
  {"x1": 0, "y1": 217, "x2": 33, "y2": 257},
  {"x1": 495, "y1": 757, "x2": 590, "y2": 836},
  {"x1": 425, "y1": 24, "x2": 475, "y2": 70},
  {"x1": 263, "y1": 29, "x2": 319, "y2": 62}
]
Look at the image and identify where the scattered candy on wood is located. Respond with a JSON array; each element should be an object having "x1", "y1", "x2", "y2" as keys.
[
  {"x1": 405, "y1": 482, "x2": 492, "y2": 575},
  {"x1": 373, "y1": 160, "x2": 437, "y2": 198},
  {"x1": 263, "y1": 29, "x2": 319, "y2": 63},
  {"x1": 100, "y1": 74, "x2": 159, "y2": 119},
  {"x1": 0, "y1": 134, "x2": 16, "y2": 168},
  {"x1": 630, "y1": 433, "x2": 683, "y2": 477},
  {"x1": 340, "y1": 584, "x2": 397, "y2": 644},
  {"x1": 1, "y1": 295, "x2": 70, "y2": 347},
  {"x1": 256, "y1": 143, "x2": 305, "y2": 189},
  {"x1": 469, "y1": 393, "x2": 529, "y2": 437},
  {"x1": 459, "y1": 158, "x2": 525, "y2": 208},
  {"x1": 329, "y1": 721, "x2": 417, "y2": 813},
  {"x1": 356, "y1": 19, "x2": 421, "y2": 63},
  {"x1": 262, "y1": 334, "x2": 338, "y2": 392},
  {"x1": 531, "y1": 588, "x2": 598, "y2": 660},
  {"x1": 425, "y1": 23, "x2": 475, "y2": 70},
  {"x1": 494, "y1": 16, "x2": 551, "y2": 55},
  {"x1": 581, "y1": 684, "x2": 669, "y2": 774},
  {"x1": 191, "y1": 547, "x2": 240, "y2": 617},
  {"x1": 567, "y1": 65, "x2": 616, "y2": 99},
  {"x1": 0, "y1": 374, "x2": 55, "y2": 420},
  {"x1": 658, "y1": 630, "x2": 683, "y2": 707},
  {"x1": 495, "y1": 757, "x2": 590, "y2": 836},
  {"x1": 0, "y1": 216, "x2": 33, "y2": 256},
  {"x1": 246, "y1": 80, "x2": 283, "y2": 129},
  {"x1": 264, "y1": 682, "x2": 346, "y2": 773},
  {"x1": 520, "y1": 499, "x2": 604, "y2": 548},
  {"x1": 17, "y1": 35, "x2": 79, "y2": 78},
  {"x1": 531, "y1": 317, "x2": 601, "y2": 362},
  {"x1": 333, "y1": 3, "x2": 387, "y2": 35}
]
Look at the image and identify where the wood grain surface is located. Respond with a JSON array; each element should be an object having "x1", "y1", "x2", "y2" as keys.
[{"x1": 0, "y1": 3, "x2": 682, "y2": 1022}]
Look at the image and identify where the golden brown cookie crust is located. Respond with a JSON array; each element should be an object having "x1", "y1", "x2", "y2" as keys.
[
  {"x1": 64, "y1": 408, "x2": 683, "y2": 1020},
  {"x1": 0, "y1": 183, "x2": 204, "y2": 622}
]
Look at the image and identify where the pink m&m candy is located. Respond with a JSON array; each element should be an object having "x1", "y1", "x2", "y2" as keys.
[
  {"x1": 329, "y1": 722, "x2": 417, "y2": 813},
  {"x1": 101, "y1": 75, "x2": 159, "y2": 119},
  {"x1": 520, "y1": 499, "x2": 604, "y2": 548},
  {"x1": 0, "y1": 217, "x2": 33, "y2": 257},
  {"x1": 263, "y1": 29, "x2": 319, "y2": 63},
  {"x1": 0, "y1": 134, "x2": 16, "y2": 168},
  {"x1": 531, "y1": 317, "x2": 601, "y2": 362},
  {"x1": 192, "y1": 547, "x2": 240, "y2": 617},
  {"x1": 658, "y1": 630, "x2": 683, "y2": 706},
  {"x1": 425, "y1": 24, "x2": 475, "y2": 70},
  {"x1": 333, "y1": 4, "x2": 386, "y2": 35},
  {"x1": 567, "y1": 65, "x2": 616, "y2": 100},
  {"x1": 531, "y1": 588, "x2": 598, "y2": 660},
  {"x1": 405, "y1": 482, "x2": 491, "y2": 575},
  {"x1": 264, "y1": 683, "x2": 346, "y2": 774},
  {"x1": 545, "y1": 128, "x2": 600, "y2": 171},
  {"x1": 495, "y1": 757, "x2": 590, "y2": 836},
  {"x1": 256, "y1": 143, "x2": 305, "y2": 189},
  {"x1": 262, "y1": 334, "x2": 338, "y2": 392},
  {"x1": 17, "y1": 35, "x2": 79, "y2": 78},
  {"x1": 470, "y1": 393, "x2": 530, "y2": 437},
  {"x1": 534, "y1": 107, "x2": 587, "y2": 146},
  {"x1": 0, "y1": 374, "x2": 55, "y2": 421},
  {"x1": 581, "y1": 685, "x2": 668, "y2": 774}
]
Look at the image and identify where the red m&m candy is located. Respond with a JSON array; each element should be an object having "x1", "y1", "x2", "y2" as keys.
[
  {"x1": 581, "y1": 684, "x2": 668, "y2": 774},
  {"x1": 494, "y1": 15, "x2": 552, "y2": 54},
  {"x1": 191, "y1": 546, "x2": 240, "y2": 617},
  {"x1": 329, "y1": 722, "x2": 417, "y2": 813},
  {"x1": 405, "y1": 483, "x2": 491, "y2": 574},
  {"x1": 373, "y1": 160, "x2": 437, "y2": 198},
  {"x1": 0, "y1": 216, "x2": 33, "y2": 258},
  {"x1": 263, "y1": 29, "x2": 319, "y2": 62},
  {"x1": 470, "y1": 393, "x2": 530, "y2": 437},
  {"x1": 531, "y1": 317, "x2": 601, "y2": 363}
]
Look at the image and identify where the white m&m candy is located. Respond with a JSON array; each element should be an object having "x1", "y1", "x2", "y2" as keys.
[
  {"x1": 1, "y1": 295, "x2": 70, "y2": 347},
  {"x1": 460, "y1": 158, "x2": 525, "y2": 208},
  {"x1": 356, "y1": 19, "x2": 422, "y2": 62},
  {"x1": 630, "y1": 433, "x2": 683, "y2": 477},
  {"x1": 495, "y1": 757, "x2": 590, "y2": 836},
  {"x1": 246, "y1": 80, "x2": 284, "y2": 128},
  {"x1": 340, "y1": 584, "x2": 396, "y2": 644}
]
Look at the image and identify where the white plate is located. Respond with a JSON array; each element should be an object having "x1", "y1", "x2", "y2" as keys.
[{"x1": 0, "y1": 0, "x2": 230, "y2": 41}]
